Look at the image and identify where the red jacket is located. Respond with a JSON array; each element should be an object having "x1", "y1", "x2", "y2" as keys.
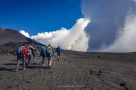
[{"x1": 22, "y1": 47, "x2": 28, "y2": 57}]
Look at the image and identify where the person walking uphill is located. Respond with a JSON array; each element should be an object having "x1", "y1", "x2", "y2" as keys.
[
  {"x1": 30, "y1": 45, "x2": 36, "y2": 61},
  {"x1": 27, "y1": 46, "x2": 32, "y2": 66},
  {"x1": 40, "y1": 45, "x2": 47, "y2": 65},
  {"x1": 15, "y1": 46, "x2": 22, "y2": 72},
  {"x1": 55, "y1": 46, "x2": 62, "y2": 61},
  {"x1": 46, "y1": 44, "x2": 53, "y2": 69},
  {"x1": 22, "y1": 45, "x2": 28, "y2": 70}
]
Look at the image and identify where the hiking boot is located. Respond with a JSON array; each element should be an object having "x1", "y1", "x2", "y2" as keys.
[
  {"x1": 42, "y1": 63, "x2": 45, "y2": 65},
  {"x1": 48, "y1": 66, "x2": 51, "y2": 69},
  {"x1": 23, "y1": 68, "x2": 26, "y2": 70}
]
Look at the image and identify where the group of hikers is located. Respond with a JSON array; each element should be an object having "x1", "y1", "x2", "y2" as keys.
[{"x1": 15, "y1": 44, "x2": 62, "y2": 72}]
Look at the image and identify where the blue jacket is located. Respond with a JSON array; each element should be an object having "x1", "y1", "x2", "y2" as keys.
[{"x1": 56, "y1": 47, "x2": 62, "y2": 53}]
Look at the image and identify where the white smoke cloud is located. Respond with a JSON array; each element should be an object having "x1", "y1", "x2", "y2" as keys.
[
  {"x1": 20, "y1": 18, "x2": 90, "y2": 51},
  {"x1": 101, "y1": 14, "x2": 136, "y2": 52},
  {"x1": 20, "y1": 30, "x2": 30, "y2": 37}
]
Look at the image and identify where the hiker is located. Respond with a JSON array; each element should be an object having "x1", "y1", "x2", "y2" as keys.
[
  {"x1": 30, "y1": 45, "x2": 36, "y2": 60},
  {"x1": 40, "y1": 45, "x2": 47, "y2": 65},
  {"x1": 15, "y1": 46, "x2": 22, "y2": 71},
  {"x1": 55, "y1": 46, "x2": 62, "y2": 61},
  {"x1": 46, "y1": 44, "x2": 53, "y2": 68},
  {"x1": 27, "y1": 46, "x2": 32, "y2": 66},
  {"x1": 21, "y1": 44, "x2": 28, "y2": 70}
]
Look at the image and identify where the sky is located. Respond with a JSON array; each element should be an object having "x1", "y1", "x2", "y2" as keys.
[
  {"x1": 0, "y1": 0, "x2": 82, "y2": 35},
  {"x1": 1, "y1": 0, "x2": 136, "y2": 52}
]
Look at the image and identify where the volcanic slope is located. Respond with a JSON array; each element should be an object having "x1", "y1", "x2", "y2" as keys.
[
  {"x1": 0, "y1": 29, "x2": 38, "y2": 45},
  {"x1": 0, "y1": 51, "x2": 136, "y2": 90}
]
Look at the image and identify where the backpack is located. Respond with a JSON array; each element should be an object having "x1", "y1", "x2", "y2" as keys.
[
  {"x1": 22, "y1": 47, "x2": 28, "y2": 57},
  {"x1": 41, "y1": 46, "x2": 46, "y2": 55},
  {"x1": 30, "y1": 47, "x2": 36, "y2": 53},
  {"x1": 16, "y1": 47, "x2": 22, "y2": 53},
  {"x1": 46, "y1": 45, "x2": 53, "y2": 56},
  {"x1": 56, "y1": 47, "x2": 61, "y2": 53}
]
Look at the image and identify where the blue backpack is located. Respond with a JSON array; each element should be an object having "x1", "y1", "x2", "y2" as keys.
[
  {"x1": 56, "y1": 47, "x2": 61, "y2": 53},
  {"x1": 40, "y1": 46, "x2": 46, "y2": 55},
  {"x1": 16, "y1": 47, "x2": 22, "y2": 53},
  {"x1": 46, "y1": 46, "x2": 53, "y2": 57}
]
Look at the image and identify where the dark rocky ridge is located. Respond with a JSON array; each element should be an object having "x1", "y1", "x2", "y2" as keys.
[
  {"x1": 0, "y1": 29, "x2": 43, "y2": 54},
  {"x1": 0, "y1": 29, "x2": 28, "y2": 45},
  {"x1": 0, "y1": 29, "x2": 43, "y2": 45}
]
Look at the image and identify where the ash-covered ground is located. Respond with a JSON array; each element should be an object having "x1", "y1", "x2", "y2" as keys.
[{"x1": 0, "y1": 51, "x2": 136, "y2": 90}]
